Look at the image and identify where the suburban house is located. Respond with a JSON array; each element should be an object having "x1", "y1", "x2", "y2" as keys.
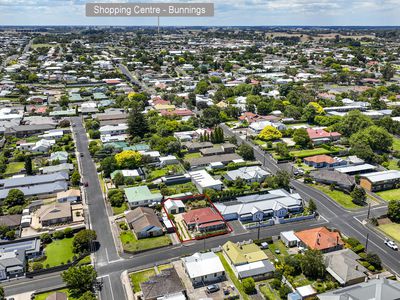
[
  {"x1": 334, "y1": 163, "x2": 377, "y2": 175},
  {"x1": 4, "y1": 124, "x2": 56, "y2": 137},
  {"x1": 215, "y1": 189, "x2": 303, "y2": 222},
  {"x1": 140, "y1": 267, "x2": 186, "y2": 300},
  {"x1": 35, "y1": 202, "x2": 72, "y2": 226},
  {"x1": 0, "y1": 215, "x2": 22, "y2": 230},
  {"x1": 124, "y1": 186, "x2": 163, "y2": 208},
  {"x1": 125, "y1": 207, "x2": 164, "y2": 239},
  {"x1": 186, "y1": 153, "x2": 242, "y2": 169},
  {"x1": 0, "y1": 172, "x2": 69, "y2": 200},
  {"x1": 306, "y1": 128, "x2": 341, "y2": 145},
  {"x1": 182, "y1": 207, "x2": 226, "y2": 233},
  {"x1": 309, "y1": 169, "x2": 355, "y2": 192},
  {"x1": 280, "y1": 230, "x2": 300, "y2": 247},
  {"x1": 50, "y1": 151, "x2": 68, "y2": 164},
  {"x1": 99, "y1": 123, "x2": 128, "y2": 136},
  {"x1": 222, "y1": 241, "x2": 275, "y2": 280},
  {"x1": 295, "y1": 227, "x2": 344, "y2": 253},
  {"x1": 318, "y1": 278, "x2": 400, "y2": 300},
  {"x1": 188, "y1": 170, "x2": 223, "y2": 193},
  {"x1": 181, "y1": 141, "x2": 213, "y2": 152},
  {"x1": 304, "y1": 155, "x2": 346, "y2": 168},
  {"x1": 359, "y1": 170, "x2": 400, "y2": 192},
  {"x1": 323, "y1": 249, "x2": 367, "y2": 286},
  {"x1": 199, "y1": 143, "x2": 236, "y2": 156},
  {"x1": 0, "y1": 250, "x2": 25, "y2": 280},
  {"x1": 181, "y1": 252, "x2": 225, "y2": 286},
  {"x1": 40, "y1": 163, "x2": 74, "y2": 175},
  {"x1": 111, "y1": 169, "x2": 144, "y2": 181},
  {"x1": 164, "y1": 199, "x2": 185, "y2": 214},
  {"x1": 224, "y1": 166, "x2": 270, "y2": 183},
  {"x1": 56, "y1": 189, "x2": 81, "y2": 203}
]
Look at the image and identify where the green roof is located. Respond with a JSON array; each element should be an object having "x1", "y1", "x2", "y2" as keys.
[
  {"x1": 223, "y1": 241, "x2": 268, "y2": 265},
  {"x1": 124, "y1": 186, "x2": 162, "y2": 204},
  {"x1": 104, "y1": 142, "x2": 128, "y2": 149},
  {"x1": 123, "y1": 144, "x2": 150, "y2": 151}
]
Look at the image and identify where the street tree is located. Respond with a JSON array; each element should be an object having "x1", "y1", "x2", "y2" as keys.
[
  {"x1": 351, "y1": 186, "x2": 367, "y2": 206},
  {"x1": 62, "y1": 265, "x2": 97, "y2": 296},
  {"x1": 73, "y1": 229, "x2": 97, "y2": 253},
  {"x1": 388, "y1": 199, "x2": 400, "y2": 223}
]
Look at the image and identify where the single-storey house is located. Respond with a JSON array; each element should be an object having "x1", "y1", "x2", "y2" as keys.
[
  {"x1": 224, "y1": 166, "x2": 270, "y2": 183},
  {"x1": 182, "y1": 207, "x2": 226, "y2": 233},
  {"x1": 186, "y1": 153, "x2": 242, "y2": 169},
  {"x1": 323, "y1": 249, "x2": 367, "y2": 286},
  {"x1": 0, "y1": 215, "x2": 22, "y2": 230},
  {"x1": 188, "y1": 170, "x2": 223, "y2": 193},
  {"x1": 295, "y1": 227, "x2": 344, "y2": 253},
  {"x1": 125, "y1": 207, "x2": 164, "y2": 239},
  {"x1": 222, "y1": 241, "x2": 275, "y2": 280},
  {"x1": 50, "y1": 151, "x2": 68, "y2": 164},
  {"x1": 35, "y1": 202, "x2": 72, "y2": 226},
  {"x1": 0, "y1": 250, "x2": 25, "y2": 280},
  {"x1": 309, "y1": 169, "x2": 355, "y2": 192},
  {"x1": 359, "y1": 170, "x2": 400, "y2": 192},
  {"x1": 124, "y1": 186, "x2": 163, "y2": 208},
  {"x1": 57, "y1": 189, "x2": 81, "y2": 203},
  {"x1": 306, "y1": 128, "x2": 341, "y2": 145},
  {"x1": 304, "y1": 155, "x2": 346, "y2": 168},
  {"x1": 181, "y1": 252, "x2": 225, "y2": 286}
]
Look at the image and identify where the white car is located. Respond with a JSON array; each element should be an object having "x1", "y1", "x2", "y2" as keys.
[{"x1": 384, "y1": 239, "x2": 398, "y2": 250}]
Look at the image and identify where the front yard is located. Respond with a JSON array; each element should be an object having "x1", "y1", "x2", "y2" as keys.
[
  {"x1": 42, "y1": 237, "x2": 75, "y2": 267},
  {"x1": 379, "y1": 223, "x2": 400, "y2": 242},
  {"x1": 376, "y1": 188, "x2": 400, "y2": 202},
  {"x1": 130, "y1": 268, "x2": 156, "y2": 292},
  {"x1": 112, "y1": 202, "x2": 129, "y2": 215},
  {"x1": 35, "y1": 289, "x2": 77, "y2": 300},
  {"x1": 5, "y1": 161, "x2": 24, "y2": 175},
  {"x1": 120, "y1": 230, "x2": 171, "y2": 253},
  {"x1": 310, "y1": 184, "x2": 363, "y2": 209}
]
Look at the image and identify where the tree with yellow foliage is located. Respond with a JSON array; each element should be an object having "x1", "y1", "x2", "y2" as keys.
[
  {"x1": 258, "y1": 125, "x2": 282, "y2": 141},
  {"x1": 115, "y1": 150, "x2": 142, "y2": 169}
]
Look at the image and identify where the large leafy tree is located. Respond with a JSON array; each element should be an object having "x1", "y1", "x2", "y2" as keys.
[
  {"x1": 258, "y1": 125, "x2": 282, "y2": 141},
  {"x1": 334, "y1": 110, "x2": 373, "y2": 137},
  {"x1": 115, "y1": 150, "x2": 142, "y2": 169},
  {"x1": 293, "y1": 128, "x2": 312, "y2": 149},
  {"x1": 62, "y1": 265, "x2": 97, "y2": 297},
  {"x1": 301, "y1": 249, "x2": 325, "y2": 279},
  {"x1": 237, "y1": 144, "x2": 254, "y2": 160},
  {"x1": 4, "y1": 189, "x2": 25, "y2": 207},
  {"x1": 349, "y1": 125, "x2": 393, "y2": 154},
  {"x1": 388, "y1": 200, "x2": 400, "y2": 223},
  {"x1": 73, "y1": 229, "x2": 97, "y2": 253},
  {"x1": 351, "y1": 186, "x2": 367, "y2": 206}
]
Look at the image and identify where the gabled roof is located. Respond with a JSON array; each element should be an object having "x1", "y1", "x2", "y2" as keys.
[
  {"x1": 295, "y1": 227, "x2": 344, "y2": 251},
  {"x1": 125, "y1": 207, "x2": 162, "y2": 233},
  {"x1": 182, "y1": 207, "x2": 224, "y2": 226},
  {"x1": 223, "y1": 241, "x2": 268, "y2": 265}
]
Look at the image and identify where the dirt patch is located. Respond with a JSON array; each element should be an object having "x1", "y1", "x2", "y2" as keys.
[{"x1": 378, "y1": 217, "x2": 391, "y2": 225}]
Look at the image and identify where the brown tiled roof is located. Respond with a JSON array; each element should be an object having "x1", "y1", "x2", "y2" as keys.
[
  {"x1": 295, "y1": 227, "x2": 344, "y2": 251},
  {"x1": 125, "y1": 207, "x2": 162, "y2": 233}
]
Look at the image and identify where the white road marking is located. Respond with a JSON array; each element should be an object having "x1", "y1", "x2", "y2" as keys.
[{"x1": 98, "y1": 275, "x2": 115, "y2": 300}]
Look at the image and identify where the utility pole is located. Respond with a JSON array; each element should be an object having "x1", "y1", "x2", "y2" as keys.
[
  {"x1": 365, "y1": 233, "x2": 370, "y2": 252},
  {"x1": 367, "y1": 202, "x2": 371, "y2": 220}
]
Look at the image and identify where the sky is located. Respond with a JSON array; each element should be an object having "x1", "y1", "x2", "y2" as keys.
[{"x1": 0, "y1": 0, "x2": 399, "y2": 26}]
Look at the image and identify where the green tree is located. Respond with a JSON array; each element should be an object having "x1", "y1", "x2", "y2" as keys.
[
  {"x1": 350, "y1": 125, "x2": 392, "y2": 153},
  {"x1": 71, "y1": 170, "x2": 81, "y2": 186},
  {"x1": 73, "y1": 229, "x2": 97, "y2": 253},
  {"x1": 61, "y1": 265, "x2": 97, "y2": 296},
  {"x1": 127, "y1": 102, "x2": 149, "y2": 139},
  {"x1": 335, "y1": 110, "x2": 373, "y2": 137},
  {"x1": 101, "y1": 156, "x2": 117, "y2": 178},
  {"x1": 115, "y1": 150, "x2": 142, "y2": 169},
  {"x1": 308, "y1": 199, "x2": 317, "y2": 213},
  {"x1": 24, "y1": 156, "x2": 33, "y2": 175},
  {"x1": 275, "y1": 170, "x2": 291, "y2": 190},
  {"x1": 275, "y1": 142, "x2": 290, "y2": 158},
  {"x1": 79, "y1": 291, "x2": 97, "y2": 300},
  {"x1": 350, "y1": 186, "x2": 367, "y2": 206},
  {"x1": 381, "y1": 64, "x2": 395, "y2": 81},
  {"x1": 40, "y1": 232, "x2": 52, "y2": 244},
  {"x1": 366, "y1": 253, "x2": 382, "y2": 269},
  {"x1": 388, "y1": 200, "x2": 400, "y2": 223},
  {"x1": 107, "y1": 189, "x2": 125, "y2": 207},
  {"x1": 4, "y1": 189, "x2": 25, "y2": 207},
  {"x1": 113, "y1": 172, "x2": 125, "y2": 188},
  {"x1": 301, "y1": 249, "x2": 325, "y2": 279},
  {"x1": 242, "y1": 277, "x2": 256, "y2": 294},
  {"x1": 194, "y1": 80, "x2": 210, "y2": 95},
  {"x1": 293, "y1": 128, "x2": 312, "y2": 148},
  {"x1": 258, "y1": 125, "x2": 282, "y2": 141},
  {"x1": 237, "y1": 144, "x2": 255, "y2": 160}
]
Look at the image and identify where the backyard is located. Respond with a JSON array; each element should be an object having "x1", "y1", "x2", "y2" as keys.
[
  {"x1": 183, "y1": 152, "x2": 202, "y2": 159},
  {"x1": 147, "y1": 164, "x2": 184, "y2": 181},
  {"x1": 42, "y1": 237, "x2": 75, "y2": 267},
  {"x1": 120, "y1": 230, "x2": 171, "y2": 253},
  {"x1": 376, "y1": 188, "x2": 400, "y2": 202},
  {"x1": 289, "y1": 148, "x2": 332, "y2": 158},
  {"x1": 5, "y1": 161, "x2": 24, "y2": 175}
]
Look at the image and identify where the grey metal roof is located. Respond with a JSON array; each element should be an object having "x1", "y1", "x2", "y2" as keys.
[
  {"x1": 0, "y1": 171, "x2": 69, "y2": 189},
  {"x1": 0, "y1": 238, "x2": 41, "y2": 255},
  {"x1": 0, "y1": 181, "x2": 68, "y2": 200}
]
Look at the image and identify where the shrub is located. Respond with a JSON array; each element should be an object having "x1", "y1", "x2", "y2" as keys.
[
  {"x1": 368, "y1": 265, "x2": 376, "y2": 272},
  {"x1": 32, "y1": 262, "x2": 43, "y2": 271},
  {"x1": 242, "y1": 277, "x2": 256, "y2": 294},
  {"x1": 40, "y1": 233, "x2": 52, "y2": 244},
  {"x1": 64, "y1": 227, "x2": 73, "y2": 238},
  {"x1": 52, "y1": 230, "x2": 65, "y2": 239}
]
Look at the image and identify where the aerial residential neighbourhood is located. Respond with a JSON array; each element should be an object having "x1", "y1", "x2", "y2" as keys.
[{"x1": 0, "y1": 1, "x2": 400, "y2": 300}]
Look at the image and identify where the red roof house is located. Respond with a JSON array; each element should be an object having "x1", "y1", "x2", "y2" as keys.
[
  {"x1": 295, "y1": 227, "x2": 344, "y2": 253},
  {"x1": 182, "y1": 207, "x2": 226, "y2": 233},
  {"x1": 306, "y1": 128, "x2": 341, "y2": 144}
]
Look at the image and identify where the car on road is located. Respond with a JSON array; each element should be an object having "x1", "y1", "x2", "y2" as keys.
[
  {"x1": 384, "y1": 239, "x2": 398, "y2": 250},
  {"x1": 206, "y1": 284, "x2": 220, "y2": 293},
  {"x1": 80, "y1": 152, "x2": 84, "y2": 157},
  {"x1": 84, "y1": 182, "x2": 89, "y2": 187}
]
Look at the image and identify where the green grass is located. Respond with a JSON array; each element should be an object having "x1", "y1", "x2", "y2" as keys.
[
  {"x1": 265, "y1": 241, "x2": 289, "y2": 262},
  {"x1": 34, "y1": 289, "x2": 78, "y2": 300},
  {"x1": 77, "y1": 255, "x2": 91, "y2": 266},
  {"x1": 290, "y1": 148, "x2": 332, "y2": 158},
  {"x1": 120, "y1": 231, "x2": 171, "y2": 253},
  {"x1": 184, "y1": 152, "x2": 202, "y2": 159},
  {"x1": 43, "y1": 237, "x2": 74, "y2": 267},
  {"x1": 157, "y1": 263, "x2": 172, "y2": 272},
  {"x1": 112, "y1": 202, "x2": 129, "y2": 215},
  {"x1": 310, "y1": 184, "x2": 363, "y2": 209},
  {"x1": 147, "y1": 164, "x2": 184, "y2": 181},
  {"x1": 386, "y1": 160, "x2": 400, "y2": 171},
  {"x1": 392, "y1": 138, "x2": 400, "y2": 151},
  {"x1": 259, "y1": 283, "x2": 280, "y2": 300},
  {"x1": 216, "y1": 252, "x2": 250, "y2": 300},
  {"x1": 379, "y1": 223, "x2": 400, "y2": 242},
  {"x1": 5, "y1": 161, "x2": 24, "y2": 175},
  {"x1": 130, "y1": 268, "x2": 156, "y2": 292},
  {"x1": 376, "y1": 189, "x2": 400, "y2": 202}
]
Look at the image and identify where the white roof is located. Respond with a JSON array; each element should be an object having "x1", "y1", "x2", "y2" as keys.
[
  {"x1": 182, "y1": 252, "x2": 224, "y2": 278},
  {"x1": 296, "y1": 285, "x2": 316, "y2": 297},
  {"x1": 164, "y1": 199, "x2": 185, "y2": 210},
  {"x1": 335, "y1": 164, "x2": 376, "y2": 174},
  {"x1": 280, "y1": 230, "x2": 300, "y2": 242},
  {"x1": 362, "y1": 170, "x2": 400, "y2": 183},
  {"x1": 189, "y1": 170, "x2": 222, "y2": 188}
]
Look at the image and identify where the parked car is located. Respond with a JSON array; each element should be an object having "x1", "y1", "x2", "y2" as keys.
[
  {"x1": 206, "y1": 284, "x2": 220, "y2": 293},
  {"x1": 384, "y1": 239, "x2": 398, "y2": 250}
]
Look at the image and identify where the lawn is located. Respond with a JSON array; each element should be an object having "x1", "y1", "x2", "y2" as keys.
[
  {"x1": 376, "y1": 189, "x2": 400, "y2": 202},
  {"x1": 120, "y1": 230, "x2": 171, "y2": 253},
  {"x1": 259, "y1": 283, "x2": 280, "y2": 300},
  {"x1": 310, "y1": 184, "x2": 363, "y2": 209},
  {"x1": 157, "y1": 263, "x2": 172, "y2": 272},
  {"x1": 392, "y1": 138, "x2": 400, "y2": 151},
  {"x1": 165, "y1": 182, "x2": 199, "y2": 195},
  {"x1": 35, "y1": 289, "x2": 78, "y2": 300},
  {"x1": 290, "y1": 148, "x2": 332, "y2": 158},
  {"x1": 386, "y1": 160, "x2": 400, "y2": 171},
  {"x1": 265, "y1": 240, "x2": 289, "y2": 262},
  {"x1": 5, "y1": 161, "x2": 24, "y2": 175},
  {"x1": 184, "y1": 152, "x2": 202, "y2": 159},
  {"x1": 43, "y1": 237, "x2": 74, "y2": 267},
  {"x1": 147, "y1": 164, "x2": 184, "y2": 181},
  {"x1": 130, "y1": 268, "x2": 156, "y2": 292},
  {"x1": 112, "y1": 202, "x2": 129, "y2": 215},
  {"x1": 379, "y1": 223, "x2": 400, "y2": 242},
  {"x1": 216, "y1": 252, "x2": 250, "y2": 300}
]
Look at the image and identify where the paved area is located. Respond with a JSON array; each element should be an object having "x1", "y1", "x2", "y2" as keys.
[
  {"x1": 228, "y1": 220, "x2": 247, "y2": 235},
  {"x1": 6, "y1": 292, "x2": 33, "y2": 300}
]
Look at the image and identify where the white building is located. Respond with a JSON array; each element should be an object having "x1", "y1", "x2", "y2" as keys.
[
  {"x1": 99, "y1": 123, "x2": 128, "y2": 136},
  {"x1": 164, "y1": 199, "x2": 185, "y2": 214},
  {"x1": 280, "y1": 230, "x2": 300, "y2": 247},
  {"x1": 181, "y1": 252, "x2": 225, "y2": 286},
  {"x1": 188, "y1": 170, "x2": 223, "y2": 193}
]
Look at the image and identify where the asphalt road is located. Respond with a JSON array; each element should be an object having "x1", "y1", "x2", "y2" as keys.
[{"x1": 220, "y1": 124, "x2": 400, "y2": 276}]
